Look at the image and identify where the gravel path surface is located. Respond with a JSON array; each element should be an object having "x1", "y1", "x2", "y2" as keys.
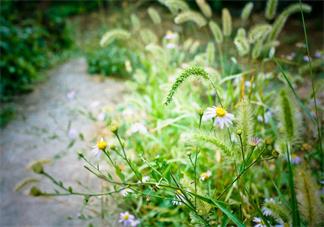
[{"x1": 0, "y1": 58, "x2": 125, "y2": 226}]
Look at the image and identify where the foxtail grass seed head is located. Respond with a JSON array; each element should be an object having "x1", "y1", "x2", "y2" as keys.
[
  {"x1": 222, "y1": 8, "x2": 232, "y2": 37},
  {"x1": 241, "y1": 2, "x2": 254, "y2": 21},
  {"x1": 100, "y1": 29, "x2": 130, "y2": 47},
  {"x1": 265, "y1": 0, "x2": 278, "y2": 20},
  {"x1": 202, "y1": 106, "x2": 234, "y2": 129},
  {"x1": 148, "y1": 7, "x2": 161, "y2": 24},
  {"x1": 209, "y1": 21, "x2": 223, "y2": 44},
  {"x1": 196, "y1": 0, "x2": 212, "y2": 18},
  {"x1": 174, "y1": 11, "x2": 207, "y2": 28}
]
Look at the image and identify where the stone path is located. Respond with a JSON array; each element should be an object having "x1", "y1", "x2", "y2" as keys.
[{"x1": 0, "y1": 58, "x2": 125, "y2": 226}]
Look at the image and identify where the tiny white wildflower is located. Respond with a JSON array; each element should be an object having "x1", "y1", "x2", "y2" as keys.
[
  {"x1": 127, "y1": 123, "x2": 148, "y2": 135},
  {"x1": 172, "y1": 199, "x2": 181, "y2": 206},
  {"x1": 120, "y1": 188, "x2": 133, "y2": 197},
  {"x1": 262, "y1": 207, "x2": 272, "y2": 216},
  {"x1": 200, "y1": 170, "x2": 212, "y2": 181},
  {"x1": 68, "y1": 128, "x2": 77, "y2": 139},
  {"x1": 202, "y1": 106, "x2": 234, "y2": 129},
  {"x1": 164, "y1": 31, "x2": 177, "y2": 40},
  {"x1": 166, "y1": 43, "x2": 176, "y2": 49},
  {"x1": 253, "y1": 217, "x2": 267, "y2": 227},
  {"x1": 257, "y1": 110, "x2": 272, "y2": 124},
  {"x1": 142, "y1": 176, "x2": 150, "y2": 183},
  {"x1": 66, "y1": 90, "x2": 76, "y2": 100},
  {"x1": 91, "y1": 138, "x2": 107, "y2": 158}
]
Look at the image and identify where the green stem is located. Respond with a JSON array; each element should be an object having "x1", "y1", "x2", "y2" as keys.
[
  {"x1": 115, "y1": 132, "x2": 141, "y2": 181},
  {"x1": 217, "y1": 147, "x2": 266, "y2": 200}
]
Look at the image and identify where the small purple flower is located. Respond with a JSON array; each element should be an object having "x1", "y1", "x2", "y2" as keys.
[
  {"x1": 119, "y1": 211, "x2": 140, "y2": 226},
  {"x1": 291, "y1": 155, "x2": 302, "y2": 164},
  {"x1": 303, "y1": 56, "x2": 311, "y2": 62},
  {"x1": 249, "y1": 137, "x2": 261, "y2": 147},
  {"x1": 314, "y1": 51, "x2": 321, "y2": 58}
]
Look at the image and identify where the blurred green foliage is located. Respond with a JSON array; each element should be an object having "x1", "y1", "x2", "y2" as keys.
[
  {"x1": 0, "y1": 0, "x2": 103, "y2": 101},
  {"x1": 86, "y1": 43, "x2": 141, "y2": 78}
]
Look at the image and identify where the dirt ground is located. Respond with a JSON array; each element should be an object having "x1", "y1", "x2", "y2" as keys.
[{"x1": 0, "y1": 58, "x2": 125, "y2": 226}]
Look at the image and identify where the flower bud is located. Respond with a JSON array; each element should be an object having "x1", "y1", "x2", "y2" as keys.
[
  {"x1": 29, "y1": 186, "x2": 42, "y2": 196},
  {"x1": 110, "y1": 122, "x2": 119, "y2": 134},
  {"x1": 31, "y1": 162, "x2": 44, "y2": 174},
  {"x1": 272, "y1": 150, "x2": 279, "y2": 158},
  {"x1": 236, "y1": 129, "x2": 242, "y2": 135}
]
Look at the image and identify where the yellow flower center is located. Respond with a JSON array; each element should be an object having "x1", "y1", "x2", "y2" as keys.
[
  {"x1": 215, "y1": 107, "x2": 226, "y2": 117},
  {"x1": 97, "y1": 140, "x2": 107, "y2": 150},
  {"x1": 123, "y1": 214, "x2": 129, "y2": 220}
]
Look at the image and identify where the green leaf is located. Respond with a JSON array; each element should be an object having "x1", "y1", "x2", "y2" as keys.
[{"x1": 210, "y1": 199, "x2": 245, "y2": 227}]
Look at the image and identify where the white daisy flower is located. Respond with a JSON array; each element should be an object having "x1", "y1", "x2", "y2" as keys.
[
  {"x1": 91, "y1": 138, "x2": 107, "y2": 158},
  {"x1": 202, "y1": 106, "x2": 234, "y2": 129},
  {"x1": 253, "y1": 217, "x2": 267, "y2": 227},
  {"x1": 127, "y1": 123, "x2": 148, "y2": 136},
  {"x1": 200, "y1": 170, "x2": 212, "y2": 181},
  {"x1": 120, "y1": 188, "x2": 133, "y2": 197}
]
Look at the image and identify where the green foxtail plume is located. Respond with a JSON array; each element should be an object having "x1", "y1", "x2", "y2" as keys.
[
  {"x1": 148, "y1": 7, "x2": 161, "y2": 24},
  {"x1": 196, "y1": 0, "x2": 212, "y2": 18},
  {"x1": 281, "y1": 3, "x2": 311, "y2": 17},
  {"x1": 252, "y1": 39, "x2": 263, "y2": 59},
  {"x1": 236, "y1": 99, "x2": 254, "y2": 154},
  {"x1": 222, "y1": 8, "x2": 232, "y2": 37},
  {"x1": 139, "y1": 28, "x2": 158, "y2": 45},
  {"x1": 209, "y1": 21, "x2": 223, "y2": 44},
  {"x1": 277, "y1": 89, "x2": 301, "y2": 144},
  {"x1": 206, "y1": 42, "x2": 215, "y2": 65},
  {"x1": 248, "y1": 24, "x2": 272, "y2": 43},
  {"x1": 263, "y1": 199, "x2": 292, "y2": 225},
  {"x1": 189, "y1": 41, "x2": 200, "y2": 54},
  {"x1": 130, "y1": 14, "x2": 141, "y2": 31},
  {"x1": 268, "y1": 3, "x2": 311, "y2": 42},
  {"x1": 194, "y1": 133, "x2": 232, "y2": 156},
  {"x1": 100, "y1": 29, "x2": 130, "y2": 47},
  {"x1": 295, "y1": 166, "x2": 324, "y2": 227},
  {"x1": 241, "y1": 2, "x2": 254, "y2": 22},
  {"x1": 160, "y1": 0, "x2": 189, "y2": 14},
  {"x1": 265, "y1": 0, "x2": 278, "y2": 20},
  {"x1": 165, "y1": 66, "x2": 209, "y2": 105},
  {"x1": 234, "y1": 32, "x2": 250, "y2": 56},
  {"x1": 237, "y1": 28, "x2": 247, "y2": 37},
  {"x1": 174, "y1": 11, "x2": 207, "y2": 27}
]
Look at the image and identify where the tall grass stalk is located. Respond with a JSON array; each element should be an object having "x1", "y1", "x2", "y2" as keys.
[
  {"x1": 286, "y1": 144, "x2": 301, "y2": 226},
  {"x1": 298, "y1": 0, "x2": 323, "y2": 156}
]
